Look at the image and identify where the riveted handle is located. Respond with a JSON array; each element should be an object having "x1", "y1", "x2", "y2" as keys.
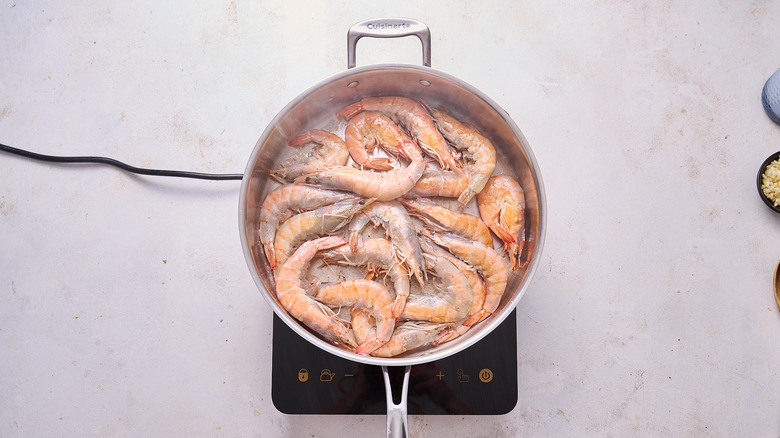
[{"x1": 347, "y1": 18, "x2": 431, "y2": 69}]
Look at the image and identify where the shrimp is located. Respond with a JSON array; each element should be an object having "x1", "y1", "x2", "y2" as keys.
[
  {"x1": 476, "y1": 175, "x2": 526, "y2": 270},
  {"x1": 400, "y1": 197, "x2": 493, "y2": 248},
  {"x1": 400, "y1": 253, "x2": 473, "y2": 324},
  {"x1": 318, "y1": 239, "x2": 410, "y2": 319},
  {"x1": 259, "y1": 184, "x2": 362, "y2": 269},
  {"x1": 270, "y1": 129, "x2": 350, "y2": 182},
  {"x1": 273, "y1": 197, "x2": 374, "y2": 270},
  {"x1": 295, "y1": 140, "x2": 425, "y2": 201},
  {"x1": 314, "y1": 279, "x2": 395, "y2": 355},
  {"x1": 427, "y1": 106, "x2": 497, "y2": 205},
  {"x1": 338, "y1": 96, "x2": 463, "y2": 173},
  {"x1": 418, "y1": 237, "x2": 487, "y2": 345},
  {"x1": 351, "y1": 308, "x2": 450, "y2": 357},
  {"x1": 346, "y1": 200, "x2": 425, "y2": 288},
  {"x1": 275, "y1": 236, "x2": 357, "y2": 349},
  {"x1": 344, "y1": 111, "x2": 414, "y2": 171},
  {"x1": 406, "y1": 165, "x2": 471, "y2": 198},
  {"x1": 420, "y1": 229, "x2": 507, "y2": 323}
]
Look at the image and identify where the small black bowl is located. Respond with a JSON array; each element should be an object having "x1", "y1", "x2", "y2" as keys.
[{"x1": 758, "y1": 151, "x2": 780, "y2": 213}]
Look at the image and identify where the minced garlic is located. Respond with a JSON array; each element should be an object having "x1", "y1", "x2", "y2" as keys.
[{"x1": 762, "y1": 158, "x2": 780, "y2": 206}]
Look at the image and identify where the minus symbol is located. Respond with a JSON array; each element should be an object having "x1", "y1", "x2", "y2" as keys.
[{"x1": 344, "y1": 373, "x2": 354, "y2": 377}]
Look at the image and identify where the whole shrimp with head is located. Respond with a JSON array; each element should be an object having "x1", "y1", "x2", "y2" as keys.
[
  {"x1": 296, "y1": 137, "x2": 425, "y2": 201},
  {"x1": 427, "y1": 106, "x2": 497, "y2": 206},
  {"x1": 421, "y1": 229, "x2": 508, "y2": 326},
  {"x1": 272, "y1": 197, "x2": 374, "y2": 271},
  {"x1": 351, "y1": 308, "x2": 451, "y2": 357},
  {"x1": 477, "y1": 175, "x2": 526, "y2": 271},
  {"x1": 275, "y1": 236, "x2": 358, "y2": 350},
  {"x1": 270, "y1": 129, "x2": 350, "y2": 182},
  {"x1": 346, "y1": 200, "x2": 425, "y2": 288},
  {"x1": 314, "y1": 279, "x2": 395, "y2": 355},
  {"x1": 400, "y1": 252, "x2": 473, "y2": 324},
  {"x1": 338, "y1": 96, "x2": 464, "y2": 174},
  {"x1": 400, "y1": 197, "x2": 493, "y2": 248},
  {"x1": 407, "y1": 165, "x2": 471, "y2": 199},
  {"x1": 418, "y1": 236, "x2": 487, "y2": 344},
  {"x1": 318, "y1": 238, "x2": 410, "y2": 319},
  {"x1": 344, "y1": 111, "x2": 414, "y2": 171},
  {"x1": 259, "y1": 183, "x2": 362, "y2": 269}
]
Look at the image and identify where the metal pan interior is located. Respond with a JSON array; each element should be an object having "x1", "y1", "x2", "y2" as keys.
[{"x1": 239, "y1": 64, "x2": 546, "y2": 366}]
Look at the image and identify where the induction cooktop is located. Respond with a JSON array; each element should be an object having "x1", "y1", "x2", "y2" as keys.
[{"x1": 271, "y1": 310, "x2": 518, "y2": 415}]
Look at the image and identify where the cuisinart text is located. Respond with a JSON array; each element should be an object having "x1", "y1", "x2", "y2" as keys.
[{"x1": 366, "y1": 22, "x2": 411, "y2": 30}]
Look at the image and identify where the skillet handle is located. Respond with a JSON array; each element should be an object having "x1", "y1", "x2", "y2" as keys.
[
  {"x1": 347, "y1": 18, "x2": 431, "y2": 69},
  {"x1": 382, "y1": 365, "x2": 411, "y2": 438}
]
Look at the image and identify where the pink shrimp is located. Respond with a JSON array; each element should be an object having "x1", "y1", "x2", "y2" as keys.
[
  {"x1": 476, "y1": 175, "x2": 526, "y2": 270},
  {"x1": 296, "y1": 140, "x2": 425, "y2": 201},
  {"x1": 272, "y1": 197, "x2": 374, "y2": 271},
  {"x1": 406, "y1": 165, "x2": 471, "y2": 199},
  {"x1": 258, "y1": 184, "x2": 362, "y2": 269},
  {"x1": 418, "y1": 237, "x2": 488, "y2": 345},
  {"x1": 338, "y1": 96, "x2": 463, "y2": 173},
  {"x1": 314, "y1": 279, "x2": 395, "y2": 355},
  {"x1": 351, "y1": 308, "x2": 450, "y2": 357},
  {"x1": 318, "y1": 239, "x2": 410, "y2": 319},
  {"x1": 270, "y1": 130, "x2": 350, "y2": 182},
  {"x1": 400, "y1": 253, "x2": 473, "y2": 324},
  {"x1": 275, "y1": 236, "x2": 357, "y2": 349},
  {"x1": 346, "y1": 200, "x2": 425, "y2": 288},
  {"x1": 400, "y1": 197, "x2": 493, "y2": 248},
  {"x1": 427, "y1": 106, "x2": 497, "y2": 206},
  {"x1": 420, "y1": 229, "x2": 508, "y2": 324},
  {"x1": 344, "y1": 111, "x2": 414, "y2": 171}
]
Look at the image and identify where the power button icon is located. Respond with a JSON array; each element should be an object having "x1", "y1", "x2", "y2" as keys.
[{"x1": 478, "y1": 368, "x2": 493, "y2": 383}]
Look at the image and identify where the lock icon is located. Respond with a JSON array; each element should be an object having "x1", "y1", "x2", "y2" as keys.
[{"x1": 298, "y1": 368, "x2": 309, "y2": 382}]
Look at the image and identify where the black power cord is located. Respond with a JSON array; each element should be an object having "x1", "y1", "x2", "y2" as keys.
[{"x1": 0, "y1": 143, "x2": 244, "y2": 181}]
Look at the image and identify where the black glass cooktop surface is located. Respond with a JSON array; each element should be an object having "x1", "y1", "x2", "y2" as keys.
[{"x1": 271, "y1": 310, "x2": 518, "y2": 415}]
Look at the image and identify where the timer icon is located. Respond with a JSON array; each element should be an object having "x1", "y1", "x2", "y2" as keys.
[{"x1": 478, "y1": 368, "x2": 494, "y2": 383}]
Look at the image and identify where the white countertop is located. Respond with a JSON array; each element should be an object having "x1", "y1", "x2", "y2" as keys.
[{"x1": 2, "y1": 1, "x2": 780, "y2": 436}]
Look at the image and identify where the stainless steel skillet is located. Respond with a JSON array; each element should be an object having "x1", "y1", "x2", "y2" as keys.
[{"x1": 238, "y1": 18, "x2": 546, "y2": 437}]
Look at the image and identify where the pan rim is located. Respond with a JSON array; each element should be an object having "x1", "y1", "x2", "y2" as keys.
[{"x1": 238, "y1": 63, "x2": 547, "y2": 366}]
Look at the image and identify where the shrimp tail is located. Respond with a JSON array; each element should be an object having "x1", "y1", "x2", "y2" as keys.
[
  {"x1": 337, "y1": 102, "x2": 364, "y2": 120},
  {"x1": 263, "y1": 242, "x2": 277, "y2": 269},
  {"x1": 457, "y1": 188, "x2": 478, "y2": 206},
  {"x1": 363, "y1": 157, "x2": 394, "y2": 171},
  {"x1": 391, "y1": 297, "x2": 407, "y2": 320},
  {"x1": 492, "y1": 221, "x2": 517, "y2": 245},
  {"x1": 355, "y1": 337, "x2": 388, "y2": 355},
  {"x1": 288, "y1": 131, "x2": 315, "y2": 147},
  {"x1": 432, "y1": 327, "x2": 459, "y2": 345},
  {"x1": 348, "y1": 229, "x2": 362, "y2": 253},
  {"x1": 462, "y1": 309, "x2": 490, "y2": 327},
  {"x1": 396, "y1": 139, "x2": 421, "y2": 162}
]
